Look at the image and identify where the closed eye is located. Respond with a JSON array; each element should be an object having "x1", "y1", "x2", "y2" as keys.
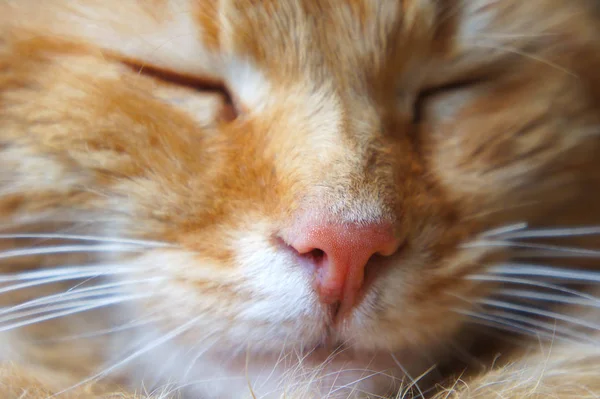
[
  {"x1": 412, "y1": 77, "x2": 486, "y2": 124},
  {"x1": 124, "y1": 62, "x2": 239, "y2": 122}
]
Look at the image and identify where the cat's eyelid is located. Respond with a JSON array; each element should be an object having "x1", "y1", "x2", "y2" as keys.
[
  {"x1": 124, "y1": 61, "x2": 240, "y2": 122},
  {"x1": 411, "y1": 77, "x2": 486, "y2": 124}
]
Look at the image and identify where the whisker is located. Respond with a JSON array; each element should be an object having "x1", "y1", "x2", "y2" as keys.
[
  {"x1": 472, "y1": 43, "x2": 577, "y2": 76},
  {"x1": 0, "y1": 267, "x2": 138, "y2": 294},
  {"x1": 257, "y1": 333, "x2": 290, "y2": 390},
  {"x1": 477, "y1": 299, "x2": 600, "y2": 331},
  {"x1": 390, "y1": 354, "x2": 430, "y2": 399},
  {"x1": 453, "y1": 309, "x2": 573, "y2": 343},
  {"x1": 485, "y1": 264, "x2": 600, "y2": 282},
  {"x1": 0, "y1": 294, "x2": 149, "y2": 333},
  {"x1": 49, "y1": 315, "x2": 204, "y2": 398},
  {"x1": 0, "y1": 277, "x2": 165, "y2": 315},
  {"x1": 496, "y1": 289, "x2": 600, "y2": 307},
  {"x1": 467, "y1": 275, "x2": 600, "y2": 302},
  {"x1": 326, "y1": 370, "x2": 393, "y2": 396},
  {"x1": 463, "y1": 240, "x2": 600, "y2": 257},
  {"x1": 259, "y1": 368, "x2": 400, "y2": 399},
  {"x1": 494, "y1": 226, "x2": 600, "y2": 240},
  {"x1": 0, "y1": 265, "x2": 135, "y2": 283},
  {"x1": 480, "y1": 223, "x2": 528, "y2": 238},
  {"x1": 0, "y1": 296, "x2": 127, "y2": 324},
  {"x1": 477, "y1": 308, "x2": 597, "y2": 344},
  {"x1": 34, "y1": 317, "x2": 161, "y2": 343},
  {"x1": 0, "y1": 244, "x2": 146, "y2": 260},
  {"x1": 182, "y1": 335, "x2": 221, "y2": 380},
  {"x1": 0, "y1": 233, "x2": 174, "y2": 247}
]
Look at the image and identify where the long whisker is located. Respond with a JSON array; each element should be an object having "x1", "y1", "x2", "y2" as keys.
[
  {"x1": 0, "y1": 233, "x2": 174, "y2": 247},
  {"x1": 485, "y1": 264, "x2": 600, "y2": 282},
  {"x1": 494, "y1": 226, "x2": 600, "y2": 240},
  {"x1": 34, "y1": 317, "x2": 162, "y2": 343},
  {"x1": 467, "y1": 275, "x2": 600, "y2": 302},
  {"x1": 472, "y1": 43, "x2": 577, "y2": 76},
  {"x1": 0, "y1": 296, "x2": 130, "y2": 324},
  {"x1": 480, "y1": 223, "x2": 528, "y2": 238},
  {"x1": 453, "y1": 309, "x2": 574, "y2": 343},
  {"x1": 0, "y1": 265, "x2": 136, "y2": 283},
  {"x1": 477, "y1": 299, "x2": 600, "y2": 331},
  {"x1": 0, "y1": 244, "x2": 146, "y2": 260},
  {"x1": 0, "y1": 294, "x2": 149, "y2": 333},
  {"x1": 470, "y1": 308, "x2": 596, "y2": 344},
  {"x1": 496, "y1": 289, "x2": 600, "y2": 307},
  {"x1": 0, "y1": 267, "x2": 138, "y2": 294},
  {"x1": 463, "y1": 240, "x2": 600, "y2": 257},
  {"x1": 182, "y1": 335, "x2": 221, "y2": 380},
  {"x1": 0, "y1": 277, "x2": 165, "y2": 315},
  {"x1": 49, "y1": 315, "x2": 204, "y2": 398}
]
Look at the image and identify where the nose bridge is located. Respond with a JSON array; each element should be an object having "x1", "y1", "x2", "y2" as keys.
[{"x1": 279, "y1": 86, "x2": 395, "y2": 223}]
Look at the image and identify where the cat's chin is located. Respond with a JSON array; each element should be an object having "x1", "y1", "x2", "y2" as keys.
[
  {"x1": 147, "y1": 347, "x2": 409, "y2": 399},
  {"x1": 123, "y1": 327, "x2": 419, "y2": 399}
]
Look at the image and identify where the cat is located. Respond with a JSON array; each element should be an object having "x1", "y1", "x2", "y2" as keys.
[{"x1": 1, "y1": 0, "x2": 600, "y2": 398}]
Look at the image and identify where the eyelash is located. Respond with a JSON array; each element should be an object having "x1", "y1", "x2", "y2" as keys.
[{"x1": 125, "y1": 62, "x2": 239, "y2": 122}]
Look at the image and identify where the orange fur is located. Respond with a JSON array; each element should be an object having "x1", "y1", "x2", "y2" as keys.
[{"x1": 0, "y1": 0, "x2": 600, "y2": 398}]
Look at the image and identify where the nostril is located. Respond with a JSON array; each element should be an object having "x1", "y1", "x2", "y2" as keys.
[
  {"x1": 305, "y1": 248, "x2": 325, "y2": 261},
  {"x1": 296, "y1": 248, "x2": 327, "y2": 271},
  {"x1": 275, "y1": 237, "x2": 327, "y2": 268}
]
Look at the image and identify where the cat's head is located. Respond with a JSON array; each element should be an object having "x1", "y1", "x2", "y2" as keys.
[{"x1": 2, "y1": 0, "x2": 600, "y2": 395}]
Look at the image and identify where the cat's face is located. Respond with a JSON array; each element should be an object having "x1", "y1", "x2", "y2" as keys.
[{"x1": 2, "y1": 0, "x2": 600, "y2": 396}]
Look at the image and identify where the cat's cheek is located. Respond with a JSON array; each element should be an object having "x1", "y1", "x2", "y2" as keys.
[
  {"x1": 116, "y1": 239, "x2": 329, "y2": 351},
  {"x1": 232, "y1": 230, "x2": 332, "y2": 343},
  {"x1": 234, "y1": 230, "x2": 315, "y2": 305}
]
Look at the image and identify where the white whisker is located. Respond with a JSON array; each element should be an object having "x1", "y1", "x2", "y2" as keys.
[
  {"x1": 478, "y1": 308, "x2": 597, "y2": 344},
  {"x1": 495, "y1": 226, "x2": 600, "y2": 240},
  {"x1": 0, "y1": 296, "x2": 126, "y2": 324},
  {"x1": 0, "y1": 244, "x2": 145, "y2": 260},
  {"x1": 326, "y1": 370, "x2": 392, "y2": 396},
  {"x1": 0, "y1": 294, "x2": 149, "y2": 333},
  {"x1": 478, "y1": 299, "x2": 600, "y2": 331},
  {"x1": 453, "y1": 309, "x2": 573, "y2": 343},
  {"x1": 0, "y1": 265, "x2": 135, "y2": 282},
  {"x1": 0, "y1": 277, "x2": 165, "y2": 315},
  {"x1": 0, "y1": 233, "x2": 174, "y2": 247},
  {"x1": 0, "y1": 267, "x2": 138, "y2": 294},
  {"x1": 182, "y1": 335, "x2": 220, "y2": 380},
  {"x1": 49, "y1": 315, "x2": 203, "y2": 398},
  {"x1": 467, "y1": 275, "x2": 600, "y2": 302},
  {"x1": 257, "y1": 334, "x2": 290, "y2": 390},
  {"x1": 480, "y1": 223, "x2": 528, "y2": 238},
  {"x1": 496, "y1": 289, "x2": 600, "y2": 307},
  {"x1": 35, "y1": 318, "x2": 161, "y2": 343},
  {"x1": 464, "y1": 240, "x2": 600, "y2": 257},
  {"x1": 472, "y1": 42, "x2": 577, "y2": 76},
  {"x1": 259, "y1": 367, "x2": 399, "y2": 399},
  {"x1": 486, "y1": 264, "x2": 600, "y2": 282},
  {"x1": 390, "y1": 354, "x2": 431, "y2": 399}
]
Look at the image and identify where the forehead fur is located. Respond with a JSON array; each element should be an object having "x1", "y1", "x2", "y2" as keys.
[{"x1": 1, "y1": 0, "x2": 599, "y2": 233}]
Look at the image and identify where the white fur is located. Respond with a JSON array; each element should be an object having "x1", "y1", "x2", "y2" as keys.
[{"x1": 224, "y1": 59, "x2": 273, "y2": 113}]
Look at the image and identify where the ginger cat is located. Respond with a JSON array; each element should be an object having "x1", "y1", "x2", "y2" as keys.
[{"x1": 1, "y1": 0, "x2": 600, "y2": 398}]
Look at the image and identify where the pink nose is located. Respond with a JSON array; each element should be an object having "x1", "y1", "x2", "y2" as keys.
[{"x1": 286, "y1": 219, "x2": 401, "y2": 315}]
